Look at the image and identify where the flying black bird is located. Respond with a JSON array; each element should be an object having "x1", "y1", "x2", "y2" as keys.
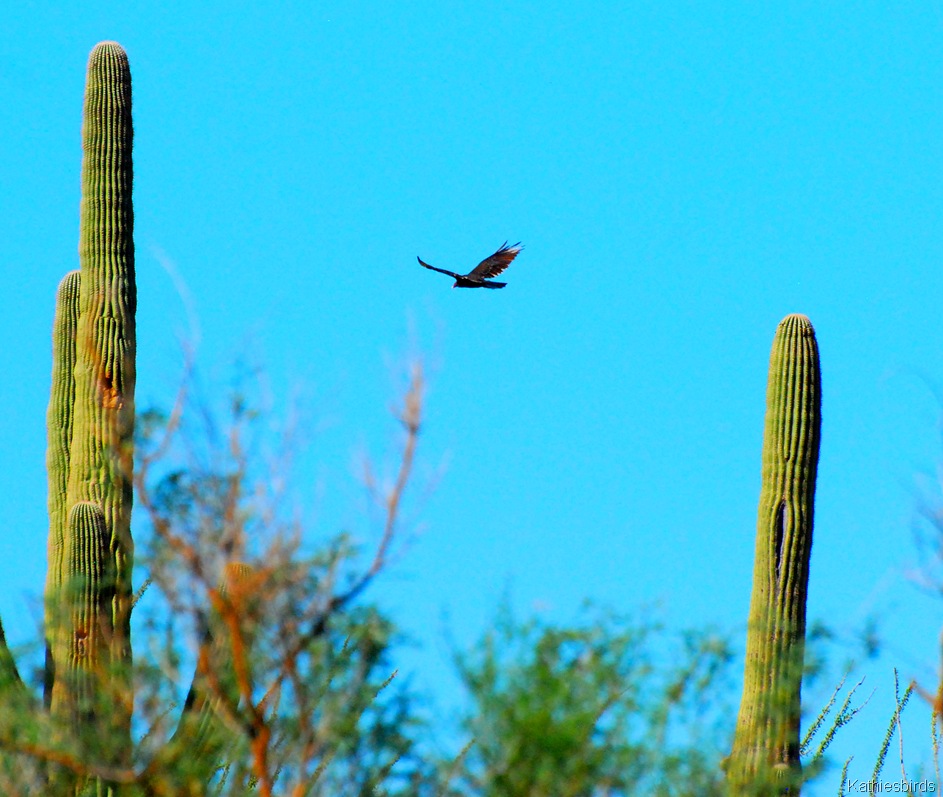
[{"x1": 418, "y1": 241, "x2": 523, "y2": 289}]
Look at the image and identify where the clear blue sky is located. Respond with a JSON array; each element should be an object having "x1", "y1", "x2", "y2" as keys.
[{"x1": 3, "y1": 2, "x2": 943, "y2": 790}]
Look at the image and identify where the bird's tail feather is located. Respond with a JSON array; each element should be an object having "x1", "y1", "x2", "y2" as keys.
[{"x1": 482, "y1": 281, "x2": 507, "y2": 289}]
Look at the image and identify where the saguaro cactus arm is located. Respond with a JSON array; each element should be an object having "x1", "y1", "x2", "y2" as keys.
[
  {"x1": 727, "y1": 314, "x2": 822, "y2": 795},
  {"x1": 49, "y1": 501, "x2": 115, "y2": 725},
  {"x1": 44, "y1": 270, "x2": 81, "y2": 707},
  {"x1": 46, "y1": 271, "x2": 81, "y2": 591}
]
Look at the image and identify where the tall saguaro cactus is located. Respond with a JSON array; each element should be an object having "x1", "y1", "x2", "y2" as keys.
[
  {"x1": 48, "y1": 40, "x2": 136, "y2": 767},
  {"x1": 0, "y1": 40, "x2": 268, "y2": 793},
  {"x1": 727, "y1": 314, "x2": 822, "y2": 795}
]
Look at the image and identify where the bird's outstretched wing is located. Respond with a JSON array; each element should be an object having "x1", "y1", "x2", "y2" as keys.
[
  {"x1": 467, "y1": 242, "x2": 523, "y2": 280},
  {"x1": 418, "y1": 257, "x2": 462, "y2": 280}
]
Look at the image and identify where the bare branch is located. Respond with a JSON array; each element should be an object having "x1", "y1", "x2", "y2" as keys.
[
  {"x1": 0, "y1": 737, "x2": 137, "y2": 786},
  {"x1": 264, "y1": 364, "x2": 424, "y2": 702}
]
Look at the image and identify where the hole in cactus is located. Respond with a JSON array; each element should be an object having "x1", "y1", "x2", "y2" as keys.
[
  {"x1": 774, "y1": 500, "x2": 788, "y2": 583},
  {"x1": 74, "y1": 627, "x2": 89, "y2": 658}
]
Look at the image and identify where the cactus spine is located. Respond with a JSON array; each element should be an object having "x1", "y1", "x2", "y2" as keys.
[
  {"x1": 47, "y1": 41, "x2": 136, "y2": 769},
  {"x1": 726, "y1": 314, "x2": 821, "y2": 795}
]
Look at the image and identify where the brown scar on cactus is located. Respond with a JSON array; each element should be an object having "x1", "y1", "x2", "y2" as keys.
[{"x1": 101, "y1": 382, "x2": 122, "y2": 410}]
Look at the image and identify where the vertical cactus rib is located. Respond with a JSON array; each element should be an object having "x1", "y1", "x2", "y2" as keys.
[
  {"x1": 44, "y1": 271, "x2": 82, "y2": 706},
  {"x1": 727, "y1": 314, "x2": 821, "y2": 795},
  {"x1": 60, "y1": 40, "x2": 135, "y2": 762}
]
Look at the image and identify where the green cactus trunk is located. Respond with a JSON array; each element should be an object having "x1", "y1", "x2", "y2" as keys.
[
  {"x1": 46, "y1": 41, "x2": 136, "y2": 776},
  {"x1": 727, "y1": 314, "x2": 821, "y2": 796}
]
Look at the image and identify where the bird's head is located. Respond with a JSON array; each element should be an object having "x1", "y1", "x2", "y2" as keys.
[{"x1": 451, "y1": 282, "x2": 457, "y2": 289}]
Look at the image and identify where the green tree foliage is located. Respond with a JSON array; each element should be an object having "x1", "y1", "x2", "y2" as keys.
[{"x1": 429, "y1": 603, "x2": 737, "y2": 797}]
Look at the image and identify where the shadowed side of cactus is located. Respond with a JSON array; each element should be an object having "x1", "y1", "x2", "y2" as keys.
[
  {"x1": 61, "y1": 40, "x2": 136, "y2": 764},
  {"x1": 46, "y1": 501, "x2": 117, "y2": 796},
  {"x1": 44, "y1": 270, "x2": 81, "y2": 707},
  {"x1": 726, "y1": 314, "x2": 821, "y2": 796}
]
